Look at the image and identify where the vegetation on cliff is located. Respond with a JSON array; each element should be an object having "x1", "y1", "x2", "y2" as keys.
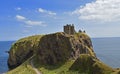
[
  {"x1": 7, "y1": 57, "x2": 36, "y2": 74},
  {"x1": 37, "y1": 32, "x2": 96, "y2": 65},
  {"x1": 7, "y1": 32, "x2": 120, "y2": 74},
  {"x1": 8, "y1": 35, "x2": 43, "y2": 69},
  {"x1": 32, "y1": 54, "x2": 114, "y2": 74}
]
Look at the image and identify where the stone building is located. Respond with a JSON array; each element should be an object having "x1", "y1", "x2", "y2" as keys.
[{"x1": 64, "y1": 24, "x2": 75, "y2": 35}]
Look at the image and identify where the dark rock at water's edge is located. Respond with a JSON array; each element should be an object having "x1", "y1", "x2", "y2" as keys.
[{"x1": 5, "y1": 51, "x2": 10, "y2": 53}]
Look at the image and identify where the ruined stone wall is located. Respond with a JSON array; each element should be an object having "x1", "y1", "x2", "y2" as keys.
[{"x1": 64, "y1": 24, "x2": 75, "y2": 35}]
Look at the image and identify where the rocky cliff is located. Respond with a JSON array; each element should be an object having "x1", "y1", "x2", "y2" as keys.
[
  {"x1": 7, "y1": 32, "x2": 119, "y2": 74},
  {"x1": 8, "y1": 35, "x2": 43, "y2": 69},
  {"x1": 37, "y1": 32, "x2": 95, "y2": 65},
  {"x1": 8, "y1": 32, "x2": 95, "y2": 69}
]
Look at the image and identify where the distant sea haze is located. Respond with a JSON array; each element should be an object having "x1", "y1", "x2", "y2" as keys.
[
  {"x1": 92, "y1": 37, "x2": 120, "y2": 68},
  {"x1": 0, "y1": 37, "x2": 120, "y2": 73}
]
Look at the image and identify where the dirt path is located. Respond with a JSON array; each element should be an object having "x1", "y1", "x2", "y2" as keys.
[{"x1": 30, "y1": 59, "x2": 42, "y2": 74}]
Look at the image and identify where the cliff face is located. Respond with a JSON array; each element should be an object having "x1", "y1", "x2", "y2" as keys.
[
  {"x1": 8, "y1": 32, "x2": 95, "y2": 69},
  {"x1": 8, "y1": 35, "x2": 43, "y2": 69},
  {"x1": 37, "y1": 32, "x2": 95, "y2": 65},
  {"x1": 7, "y1": 32, "x2": 118, "y2": 74}
]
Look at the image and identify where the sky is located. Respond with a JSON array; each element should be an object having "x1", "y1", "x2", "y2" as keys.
[{"x1": 0, "y1": 0, "x2": 120, "y2": 41}]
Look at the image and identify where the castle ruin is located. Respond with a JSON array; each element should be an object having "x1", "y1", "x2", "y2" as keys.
[{"x1": 64, "y1": 24, "x2": 75, "y2": 35}]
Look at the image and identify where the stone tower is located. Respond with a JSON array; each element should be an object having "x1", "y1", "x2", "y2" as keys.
[{"x1": 64, "y1": 24, "x2": 75, "y2": 35}]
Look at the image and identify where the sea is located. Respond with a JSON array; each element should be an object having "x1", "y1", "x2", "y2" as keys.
[
  {"x1": 0, "y1": 41, "x2": 15, "y2": 74},
  {"x1": 0, "y1": 37, "x2": 120, "y2": 73}
]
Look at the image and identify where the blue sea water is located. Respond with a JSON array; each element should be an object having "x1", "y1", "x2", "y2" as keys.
[
  {"x1": 92, "y1": 37, "x2": 120, "y2": 68},
  {"x1": 0, "y1": 41, "x2": 15, "y2": 74},
  {"x1": 0, "y1": 38, "x2": 120, "y2": 73}
]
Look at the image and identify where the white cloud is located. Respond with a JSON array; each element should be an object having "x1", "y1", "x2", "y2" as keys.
[
  {"x1": 16, "y1": 15, "x2": 26, "y2": 20},
  {"x1": 16, "y1": 7, "x2": 21, "y2": 11},
  {"x1": 16, "y1": 15, "x2": 46, "y2": 26},
  {"x1": 72, "y1": 0, "x2": 120, "y2": 22},
  {"x1": 25, "y1": 20, "x2": 45, "y2": 26},
  {"x1": 38, "y1": 8, "x2": 45, "y2": 13},
  {"x1": 38, "y1": 8, "x2": 56, "y2": 16}
]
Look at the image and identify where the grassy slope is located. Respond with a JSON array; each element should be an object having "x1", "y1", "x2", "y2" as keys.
[
  {"x1": 33, "y1": 55, "x2": 76, "y2": 74},
  {"x1": 32, "y1": 54, "x2": 118, "y2": 74},
  {"x1": 7, "y1": 58, "x2": 36, "y2": 74},
  {"x1": 7, "y1": 55, "x2": 120, "y2": 74},
  {"x1": 70, "y1": 54, "x2": 113, "y2": 74},
  {"x1": 11, "y1": 35, "x2": 43, "y2": 53},
  {"x1": 6, "y1": 55, "x2": 120, "y2": 74}
]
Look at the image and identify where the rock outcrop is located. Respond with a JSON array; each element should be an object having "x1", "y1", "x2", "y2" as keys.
[
  {"x1": 37, "y1": 32, "x2": 96, "y2": 65},
  {"x1": 8, "y1": 32, "x2": 95, "y2": 69},
  {"x1": 8, "y1": 35, "x2": 43, "y2": 69},
  {"x1": 7, "y1": 32, "x2": 120, "y2": 74}
]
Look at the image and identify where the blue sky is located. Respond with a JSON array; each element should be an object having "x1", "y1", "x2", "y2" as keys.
[{"x1": 0, "y1": 0, "x2": 120, "y2": 41}]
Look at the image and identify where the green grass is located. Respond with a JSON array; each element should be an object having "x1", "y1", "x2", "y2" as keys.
[
  {"x1": 12, "y1": 35, "x2": 43, "y2": 49},
  {"x1": 17, "y1": 35, "x2": 44, "y2": 43},
  {"x1": 11, "y1": 35, "x2": 43, "y2": 53},
  {"x1": 33, "y1": 55, "x2": 78, "y2": 74},
  {"x1": 32, "y1": 54, "x2": 115, "y2": 74},
  {"x1": 7, "y1": 54, "x2": 120, "y2": 74},
  {"x1": 74, "y1": 32, "x2": 90, "y2": 40},
  {"x1": 85, "y1": 46, "x2": 95, "y2": 57},
  {"x1": 7, "y1": 57, "x2": 36, "y2": 74},
  {"x1": 70, "y1": 54, "x2": 114, "y2": 74}
]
